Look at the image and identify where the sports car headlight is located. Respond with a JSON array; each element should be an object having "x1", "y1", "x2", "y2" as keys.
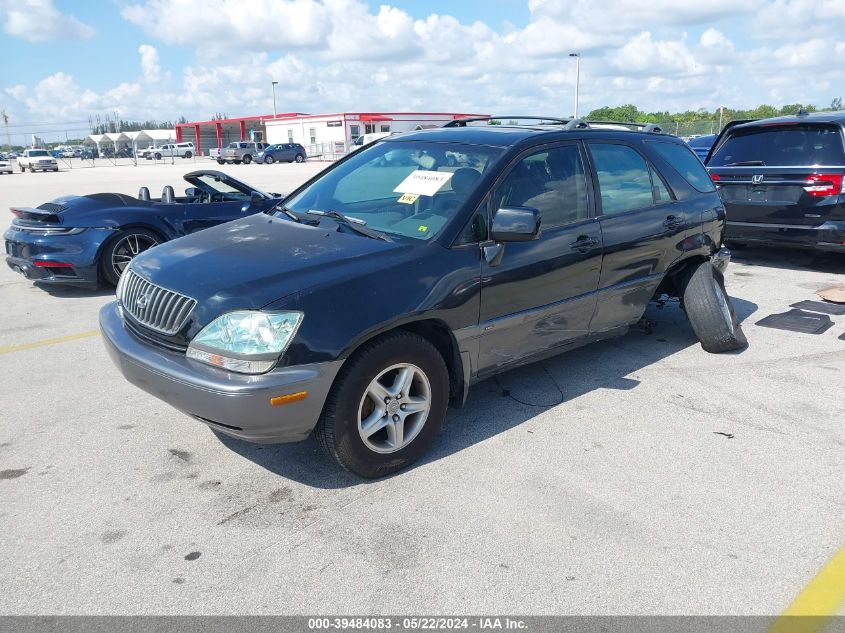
[{"x1": 186, "y1": 311, "x2": 303, "y2": 374}]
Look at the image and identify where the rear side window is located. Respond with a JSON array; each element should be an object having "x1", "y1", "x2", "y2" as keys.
[
  {"x1": 649, "y1": 141, "x2": 715, "y2": 193},
  {"x1": 708, "y1": 123, "x2": 845, "y2": 167},
  {"x1": 587, "y1": 143, "x2": 655, "y2": 215}
]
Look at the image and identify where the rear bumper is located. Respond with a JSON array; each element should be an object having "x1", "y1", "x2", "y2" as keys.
[
  {"x1": 99, "y1": 302, "x2": 343, "y2": 443},
  {"x1": 726, "y1": 220, "x2": 845, "y2": 252},
  {"x1": 3, "y1": 226, "x2": 114, "y2": 288}
]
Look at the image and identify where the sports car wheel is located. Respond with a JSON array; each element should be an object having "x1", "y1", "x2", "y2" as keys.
[{"x1": 101, "y1": 229, "x2": 161, "y2": 286}]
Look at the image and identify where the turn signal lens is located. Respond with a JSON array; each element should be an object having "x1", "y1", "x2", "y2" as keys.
[{"x1": 710, "y1": 173, "x2": 721, "y2": 182}]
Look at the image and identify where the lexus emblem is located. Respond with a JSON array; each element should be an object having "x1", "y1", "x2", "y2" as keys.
[
  {"x1": 136, "y1": 292, "x2": 151, "y2": 309},
  {"x1": 751, "y1": 174, "x2": 764, "y2": 184}
]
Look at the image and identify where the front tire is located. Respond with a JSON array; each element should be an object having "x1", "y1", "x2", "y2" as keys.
[
  {"x1": 264, "y1": 155, "x2": 275, "y2": 164},
  {"x1": 154, "y1": 153, "x2": 162, "y2": 160},
  {"x1": 295, "y1": 153, "x2": 305, "y2": 163},
  {"x1": 184, "y1": 151, "x2": 193, "y2": 159},
  {"x1": 242, "y1": 154, "x2": 252, "y2": 164},
  {"x1": 682, "y1": 261, "x2": 747, "y2": 353},
  {"x1": 100, "y1": 229, "x2": 161, "y2": 286},
  {"x1": 216, "y1": 159, "x2": 225, "y2": 165},
  {"x1": 316, "y1": 332, "x2": 449, "y2": 478}
]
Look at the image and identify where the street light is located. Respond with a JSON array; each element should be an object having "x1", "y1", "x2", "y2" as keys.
[
  {"x1": 569, "y1": 53, "x2": 580, "y2": 119},
  {"x1": 271, "y1": 81, "x2": 278, "y2": 118}
]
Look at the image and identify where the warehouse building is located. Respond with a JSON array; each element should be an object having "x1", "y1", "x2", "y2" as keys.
[
  {"x1": 264, "y1": 112, "x2": 484, "y2": 158},
  {"x1": 174, "y1": 111, "x2": 483, "y2": 158}
]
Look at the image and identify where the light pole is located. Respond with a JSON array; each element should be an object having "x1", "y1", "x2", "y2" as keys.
[
  {"x1": 271, "y1": 81, "x2": 278, "y2": 118},
  {"x1": 569, "y1": 53, "x2": 581, "y2": 119}
]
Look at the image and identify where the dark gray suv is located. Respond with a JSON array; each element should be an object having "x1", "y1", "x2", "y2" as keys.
[
  {"x1": 256, "y1": 143, "x2": 307, "y2": 164},
  {"x1": 707, "y1": 111, "x2": 845, "y2": 252}
]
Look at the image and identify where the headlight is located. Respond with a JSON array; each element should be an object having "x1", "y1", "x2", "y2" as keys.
[{"x1": 186, "y1": 311, "x2": 303, "y2": 374}]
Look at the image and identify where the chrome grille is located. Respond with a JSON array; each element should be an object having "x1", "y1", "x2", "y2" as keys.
[{"x1": 119, "y1": 269, "x2": 196, "y2": 335}]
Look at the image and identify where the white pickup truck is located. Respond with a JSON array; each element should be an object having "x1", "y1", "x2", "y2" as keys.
[
  {"x1": 17, "y1": 149, "x2": 59, "y2": 172},
  {"x1": 143, "y1": 142, "x2": 195, "y2": 160}
]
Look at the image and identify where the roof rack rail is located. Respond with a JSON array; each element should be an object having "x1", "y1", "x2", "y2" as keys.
[
  {"x1": 443, "y1": 115, "x2": 572, "y2": 127},
  {"x1": 586, "y1": 120, "x2": 664, "y2": 134},
  {"x1": 563, "y1": 118, "x2": 590, "y2": 130}
]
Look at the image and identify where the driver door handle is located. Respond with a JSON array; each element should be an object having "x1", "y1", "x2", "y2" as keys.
[{"x1": 569, "y1": 236, "x2": 599, "y2": 252}]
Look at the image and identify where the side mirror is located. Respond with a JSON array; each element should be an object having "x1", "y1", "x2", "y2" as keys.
[
  {"x1": 490, "y1": 206, "x2": 541, "y2": 242},
  {"x1": 249, "y1": 192, "x2": 264, "y2": 207},
  {"x1": 184, "y1": 187, "x2": 200, "y2": 198}
]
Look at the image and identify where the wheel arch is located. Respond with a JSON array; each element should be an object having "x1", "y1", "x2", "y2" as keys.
[
  {"x1": 654, "y1": 254, "x2": 711, "y2": 298},
  {"x1": 334, "y1": 317, "x2": 469, "y2": 409},
  {"x1": 94, "y1": 224, "x2": 169, "y2": 281}
]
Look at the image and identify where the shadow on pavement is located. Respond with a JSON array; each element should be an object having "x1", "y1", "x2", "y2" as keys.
[
  {"x1": 731, "y1": 246, "x2": 845, "y2": 275},
  {"x1": 218, "y1": 297, "x2": 758, "y2": 489},
  {"x1": 37, "y1": 283, "x2": 115, "y2": 299}
]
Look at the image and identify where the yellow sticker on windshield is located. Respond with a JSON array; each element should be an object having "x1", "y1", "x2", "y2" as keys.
[
  {"x1": 418, "y1": 225, "x2": 429, "y2": 233},
  {"x1": 397, "y1": 193, "x2": 419, "y2": 205}
]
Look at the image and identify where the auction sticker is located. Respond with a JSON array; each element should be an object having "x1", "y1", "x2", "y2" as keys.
[
  {"x1": 397, "y1": 193, "x2": 419, "y2": 204},
  {"x1": 393, "y1": 170, "x2": 453, "y2": 197}
]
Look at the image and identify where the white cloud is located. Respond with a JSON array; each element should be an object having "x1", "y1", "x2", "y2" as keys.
[
  {"x1": 139, "y1": 45, "x2": 163, "y2": 83},
  {"x1": 5, "y1": 0, "x2": 845, "y2": 131},
  {"x1": 121, "y1": 0, "x2": 330, "y2": 50},
  {"x1": 2, "y1": 0, "x2": 94, "y2": 42}
]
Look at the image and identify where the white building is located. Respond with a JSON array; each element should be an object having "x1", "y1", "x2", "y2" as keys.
[{"x1": 265, "y1": 112, "x2": 484, "y2": 158}]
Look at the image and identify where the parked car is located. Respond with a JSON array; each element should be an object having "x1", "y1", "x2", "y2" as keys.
[
  {"x1": 256, "y1": 143, "x2": 307, "y2": 164},
  {"x1": 706, "y1": 111, "x2": 845, "y2": 252},
  {"x1": 17, "y1": 149, "x2": 58, "y2": 172},
  {"x1": 0, "y1": 157, "x2": 13, "y2": 174},
  {"x1": 78, "y1": 147, "x2": 99, "y2": 160},
  {"x1": 4, "y1": 170, "x2": 283, "y2": 289},
  {"x1": 100, "y1": 117, "x2": 743, "y2": 478},
  {"x1": 686, "y1": 134, "x2": 717, "y2": 161},
  {"x1": 218, "y1": 141, "x2": 269, "y2": 165},
  {"x1": 145, "y1": 142, "x2": 195, "y2": 160}
]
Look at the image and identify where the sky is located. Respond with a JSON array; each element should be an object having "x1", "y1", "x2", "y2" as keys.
[{"x1": 2, "y1": 0, "x2": 845, "y2": 143}]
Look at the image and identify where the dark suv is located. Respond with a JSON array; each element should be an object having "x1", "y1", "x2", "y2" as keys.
[
  {"x1": 100, "y1": 117, "x2": 743, "y2": 478},
  {"x1": 706, "y1": 111, "x2": 845, "y2": 252},
  {"x1": 256, "y1": 143, "x2": 307, "y2": 164}
]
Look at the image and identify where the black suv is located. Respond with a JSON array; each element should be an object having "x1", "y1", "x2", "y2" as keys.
[
  {"x1": 706, "y1": 111, "x2": 845, "y2": 252},
  {"x1": 101, "y1": 117, "x2": 743, "y2": 478}
]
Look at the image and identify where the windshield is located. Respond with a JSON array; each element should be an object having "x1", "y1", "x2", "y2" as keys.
[
  {"x1": 192, "y1": 174, "x2": 266, "y2": 200},
  {"x1": 29, "y1": 150, "x2": 49, "y2": 157},
  {"x1": 709, "y1": 124, "x2": 845, "y2": 166},
  {"x1": 281, "y1": 140, "x2": 502, "y2": 240}
]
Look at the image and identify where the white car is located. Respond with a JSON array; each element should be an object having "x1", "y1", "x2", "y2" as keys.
[
  {"x1": 145, "y1": 142, "x2": 195, "y2": 160},
  {"x1": 0, "y1": 158, "x2": 13, "y2": 174},
  {"x1": 17, "y1": 149, "x2": 58, "y2": 172}
]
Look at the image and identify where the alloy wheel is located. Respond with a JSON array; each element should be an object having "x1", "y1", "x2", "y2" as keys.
[{"x1": 357, "y1": 363, "x2": 432, "y2": 454}]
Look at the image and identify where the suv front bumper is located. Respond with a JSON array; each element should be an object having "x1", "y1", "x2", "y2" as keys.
[{"x1": 99, "y1": 302, "x2": 343, "y2": 443}]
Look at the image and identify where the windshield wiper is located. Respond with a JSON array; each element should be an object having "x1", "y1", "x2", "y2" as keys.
[
  {"x1": 307, "y1": 210, "x2": 392, "y2": 241},
  {"x1": 725, "y1": 160, "x2": 766, "y2": 166},
  {"x1": 266, "y1": 204, "x2": 302, "y2": 223}
]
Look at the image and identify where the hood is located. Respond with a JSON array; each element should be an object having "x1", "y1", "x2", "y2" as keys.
[{"x1": 129, "y1": 213, "x2": 406, "y2": 322}]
